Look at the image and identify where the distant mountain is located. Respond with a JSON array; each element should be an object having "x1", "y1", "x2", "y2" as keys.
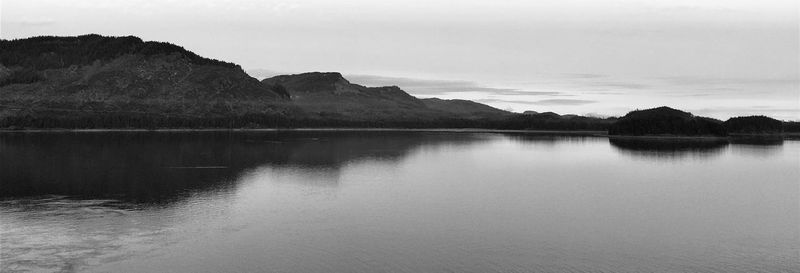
[
  {"x1": 608, "y1": 106, "x2": 727, "y2": 136},
  {"x1": 420, "y1": 98, "x2": 509, "y2": 119},
  {"x1": 3, "y1": 35, "x2": 787, "y2": 133},
  {"x1": 262, "y1": 72, "x2": 419, "y2": 103},
  {"x1": 0, "y1": 35, "x2": 515, "y2": 128},
  {"x1": 0, "y1": 35, "x2": 289, "y2": 127},
  {"x1": 261, "y1": 72, "x2": 509, "y2": 121},
  {"x1": 503, "y1": 111, "x2": 614, "y2": 131},
  {"x1": 532, "y1": 112, "x2": 562, "y2": 119}
]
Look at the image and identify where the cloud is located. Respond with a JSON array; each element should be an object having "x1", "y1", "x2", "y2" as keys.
[
  {"x1": 590, "y1": 82, "x2": 649, "y2": 90},
  {"x1": 345, "y1": 74, "x2": 562, "y2": 96},
  {"x1": 584, "y1": 112, "x2": 614, "y2": 118},
  {"x1": 246, "y1": 69, "x2": 283, "y2": 80},
  {"x1": 657, "y1": 75, "x2": 799, "y2": 86},
  {"x1": 477, "y1": 98, "x2": 596, "y2": 106},
  {"x1": 514, "y1": 73, "x2": 651, "y2": 92},
  {"x1": 690, "y1": 106, "x2": 800, "y2": 121},
  {"x1": 247, "y1": 70, "x2": 610, "y2": 111},
  {"x1": 532, "y1": 99, "x2": 597, "y2": 105},
  {"x1": 560, "y1": 73, "x2": 605, "y2": 79},
  {"x1": 270, "y1": 2, "x2": 300, "y2": 12},
  {"x1": 246, "y1": 70, "x2": 566, "y2": 96},
  {"x1": 11, "y1": 17, "x2": 57, "y2": 27}
]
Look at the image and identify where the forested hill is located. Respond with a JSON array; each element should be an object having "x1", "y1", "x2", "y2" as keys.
[
  {"x1": 607, "y1": 107, "x2": 799, "y2": 136},
  {"x1": 0, "y1": 35, "x2": 519, "y2": 128},
  {"x1": 608, "y1": 107, "x2": 727, "y2": 136},
  {"x1": 421, "y1": 98, "x2": 510, "y2": 119},
  {"x1": 723, "y1": 116, "x2": 784, "y2": 134},
  {"x1": 0, "y1": 34, "x2": 236, "y2": 71},
  {"x1": 1, "y1": 35, "x2": 293, "y2": 128},
  {"x1": 261, "y1": 72, "x2": 511, "y2": 122}
]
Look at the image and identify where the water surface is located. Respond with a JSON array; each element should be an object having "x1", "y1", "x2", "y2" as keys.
[{"x1": 1, "y1": 131, "x2": 798, "y2": 272}]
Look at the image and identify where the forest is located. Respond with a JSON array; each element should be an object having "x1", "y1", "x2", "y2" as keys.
[
  {"x1": 1, "y1": 104, "x2": 796, "y2": 134},
  {"x1": 608, "y1": 107, "x2": 728, "y2": 136},
  {"x1": 723, "y1": 116, "x2": 784, "y2": 134},
  {"x1": 0, "y1": 111, "x2": 614, "y2": 131},
  {"x1": 0, "y1": 34, "x2": 235, "y2": 70}
]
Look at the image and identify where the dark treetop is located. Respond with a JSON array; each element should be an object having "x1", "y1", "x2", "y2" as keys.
[
  {"x1": 608, "y1": 107, "x2": 727, "y2": 136},
  {"x1": 723, "y1": 116, "x2": 784, "y2": 134}
]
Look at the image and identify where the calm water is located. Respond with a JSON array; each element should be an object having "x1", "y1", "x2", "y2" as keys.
[{"x1": 1, "y1": 131, "x2": 798, "y2": 273}]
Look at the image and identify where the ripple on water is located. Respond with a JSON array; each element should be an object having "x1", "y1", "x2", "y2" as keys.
[{"x1": 0, "y1": 196, "x2": 170, "y2": 273}]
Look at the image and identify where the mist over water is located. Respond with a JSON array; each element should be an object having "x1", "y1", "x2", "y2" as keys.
[{"x1": 1, "y1": 131, "x2": 798, "y2": 272}]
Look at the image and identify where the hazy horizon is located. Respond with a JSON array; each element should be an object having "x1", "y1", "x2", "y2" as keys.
[{"x1": 1, "y1": 0, "x2": 798, "y2": 120}]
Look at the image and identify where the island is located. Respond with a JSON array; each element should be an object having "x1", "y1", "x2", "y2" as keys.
[
  {"x1": 724, "y1": 116, "x2": 784, "y2": 135},
  {"x1": 608, "y1": 107, "x2": 727, "y2": 137}
]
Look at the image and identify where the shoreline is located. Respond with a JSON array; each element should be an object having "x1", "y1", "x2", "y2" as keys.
[
  {"x1": 605, "y1": 134, "x2": 730, "y2": 141},
  {"x1": 1, "y1": 128, "x2": 797, "y2": 139},
  {"x1": 0, "y1": 128, "x2": 607, "y2": 135}
]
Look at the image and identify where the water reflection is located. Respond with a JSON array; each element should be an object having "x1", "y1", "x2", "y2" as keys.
[
  {"x1": 0, "y1": 131, "x2": 492, "y2": 272},
  {"x1": 0, "y1": 131, "x2": 488, "y2": 203},
  {"x1": 729, "y1": 136, "x2": 784, "y2": 146},
  {"x1": 504, "y1": 133, "x2": 594, "y2": 144},
  {"x1": 608, "y1": 137, "x2": 730, "y2": 160},
  {"x1": 608, "y1": 136, "x2": 788, "y2": 160},
  {"x1": 1, "y1": 132, "x2": 797, "y2": 273},
  {"x1": 728, "y1": 136, "x2": 786, "y2": 158}
]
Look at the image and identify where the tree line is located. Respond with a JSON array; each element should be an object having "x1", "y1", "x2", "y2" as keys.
[
  {"x1": 0, "y1": 111, "x2": 615, "y2": 131},
  {"x1": 3, "y1": 108, "x2": 798, "y2": 133}
]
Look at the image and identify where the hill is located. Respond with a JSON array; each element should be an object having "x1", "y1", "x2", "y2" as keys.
[
  {"x1": 784, "y1": 121, "x2": 800, "y2": 133},
  {"x1": 608, "y1": 107, "x2": 727, "y2": 136},
  {"x1": 2, "y1": 35, "x2": 788, "y2": 132},
  {"x1": 261, "y1": 72, "x2": 510, "y2": 123},
  {"x1": 501, "y1": 111, "x2": 615, "y2": 131},
  {"x1": 420, "y1": 98, "x2": 509, "y2": 118},
  {"x1": 1, "y1": 35, "x2": 291, "y2": 128},
  {"x1": 723, "y1": 116, "x2": 783, "y2": 134}
]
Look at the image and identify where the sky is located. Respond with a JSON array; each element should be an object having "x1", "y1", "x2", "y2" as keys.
[{"x1": 1, "y1": 0, "x2": 798, "y2": 120}]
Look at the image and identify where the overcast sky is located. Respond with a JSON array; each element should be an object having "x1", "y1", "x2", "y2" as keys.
[{"x1": 2, "y1": 0, "x2": 798, "y2": 119}]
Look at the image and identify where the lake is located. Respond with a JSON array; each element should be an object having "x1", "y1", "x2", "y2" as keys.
[{"x1": 1, "y1": 131, "x2": 798, "y2": 273}]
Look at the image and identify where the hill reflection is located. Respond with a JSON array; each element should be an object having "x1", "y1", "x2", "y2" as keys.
[
  {"x1": 609, "y1": 136, "x2": 787, "y2": 160},
  {"x1": 608, "y1": 137, "x2": 730, "y2": 159},
  {"x1": 0, "y1": 131, "x2": 487, "y2": 203}
]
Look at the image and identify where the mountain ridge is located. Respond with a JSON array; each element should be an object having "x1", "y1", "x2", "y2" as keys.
[
  {"x1": 1, "y1": 34, "x2": 795, "y2": 133},
  {"x1": 261, "y1": 72, "x2": 510, "y2": 121},
  {"x1": 0, "y1": 35, "x2": 293, "y2": 126}
]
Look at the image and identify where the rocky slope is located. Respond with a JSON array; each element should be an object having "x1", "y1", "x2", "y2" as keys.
[
  {"x1": 0, "y1": 35, "x2": 289, "y2": 123},
  {"x1": 421, "y1": 98, "x2": 508, "y2": 119},
  {"x1": 1, "y1": 34, "x2": 607, "y2": 129},
  {"x1": 262, "y1": 72, "x2": 509, "y2": 121}
]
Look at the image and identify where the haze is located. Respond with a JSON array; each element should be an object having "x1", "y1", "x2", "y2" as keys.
[{"x1": 1, "y1": 0, "x2": 798, "y2": 120}]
